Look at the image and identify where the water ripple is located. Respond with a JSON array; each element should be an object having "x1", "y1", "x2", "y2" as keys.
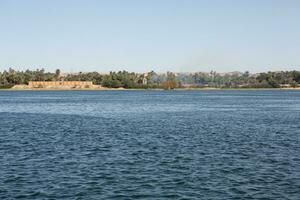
[{"x1": 0, "y1": 90, "x2": 300, "y2": 199}]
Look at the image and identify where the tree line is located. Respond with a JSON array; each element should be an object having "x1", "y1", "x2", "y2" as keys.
[{"x1": 1, "y1": 68, "x2": 300, "y2": 89}]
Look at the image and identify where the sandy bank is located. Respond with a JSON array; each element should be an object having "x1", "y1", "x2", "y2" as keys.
[{"x1": 2, "y1": 86, "x2": 300, "y2": 91}]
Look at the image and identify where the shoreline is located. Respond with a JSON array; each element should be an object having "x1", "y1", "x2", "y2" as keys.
[{"x1": 1, "y1": 87, "x2": 300, "y2": 91}]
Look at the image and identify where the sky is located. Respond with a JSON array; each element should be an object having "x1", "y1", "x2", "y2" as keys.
[{"x1": 0, "y1": 0, "x2": 300, "y2": 73}]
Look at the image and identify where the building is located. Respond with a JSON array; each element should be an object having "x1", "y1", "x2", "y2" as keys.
[{"x1": 28, "y1": 81, "x2": 94, "y2": 88}]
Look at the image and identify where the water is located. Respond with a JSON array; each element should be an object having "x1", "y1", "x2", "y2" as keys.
[{"x1": 0, "y1": 90, "x2": 299, "y2": 199}]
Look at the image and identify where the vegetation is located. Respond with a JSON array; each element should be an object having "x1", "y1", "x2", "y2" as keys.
[{"x1": 1, "y1": 68, "x2": 300, "y2": 89}]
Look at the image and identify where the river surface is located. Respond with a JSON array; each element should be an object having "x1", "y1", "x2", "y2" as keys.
[{"x1": 0, "y1": 90, "x2": 299, "y2": 199}]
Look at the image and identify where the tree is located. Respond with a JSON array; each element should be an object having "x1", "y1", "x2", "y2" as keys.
[{"x1": 55, "y1": 69, "x2": 61, "y2": 81}]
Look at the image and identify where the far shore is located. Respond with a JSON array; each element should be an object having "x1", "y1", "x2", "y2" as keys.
[{"x1": 1, "y1": 87, "x2": 300, "y2": 91}]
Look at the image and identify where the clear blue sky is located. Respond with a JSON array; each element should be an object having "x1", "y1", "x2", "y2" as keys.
[{"x1": 0, "y1": 0, "x2": 300, "y2": 73}]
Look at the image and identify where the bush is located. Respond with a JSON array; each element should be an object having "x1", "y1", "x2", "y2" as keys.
[
  {"x1": 162, "y1": 80, "x2": 177, "y2": 90},
  {"x1": 0, "y1": 84, "x2": 14, "y2": 89}
]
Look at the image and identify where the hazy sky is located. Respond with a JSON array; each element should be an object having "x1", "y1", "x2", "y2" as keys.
[{"x1": 1, "y1": 0, "x2": 300, "y2": 73}]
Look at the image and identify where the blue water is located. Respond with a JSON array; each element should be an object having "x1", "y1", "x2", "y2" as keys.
[{"x1": 0, "y1": 90, "x2": 300, "y2": 199}]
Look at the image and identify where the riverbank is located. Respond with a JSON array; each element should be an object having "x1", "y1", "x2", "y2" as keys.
[{"x1": 1, "y1": 87, "x2": 300, "y2": 91}]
